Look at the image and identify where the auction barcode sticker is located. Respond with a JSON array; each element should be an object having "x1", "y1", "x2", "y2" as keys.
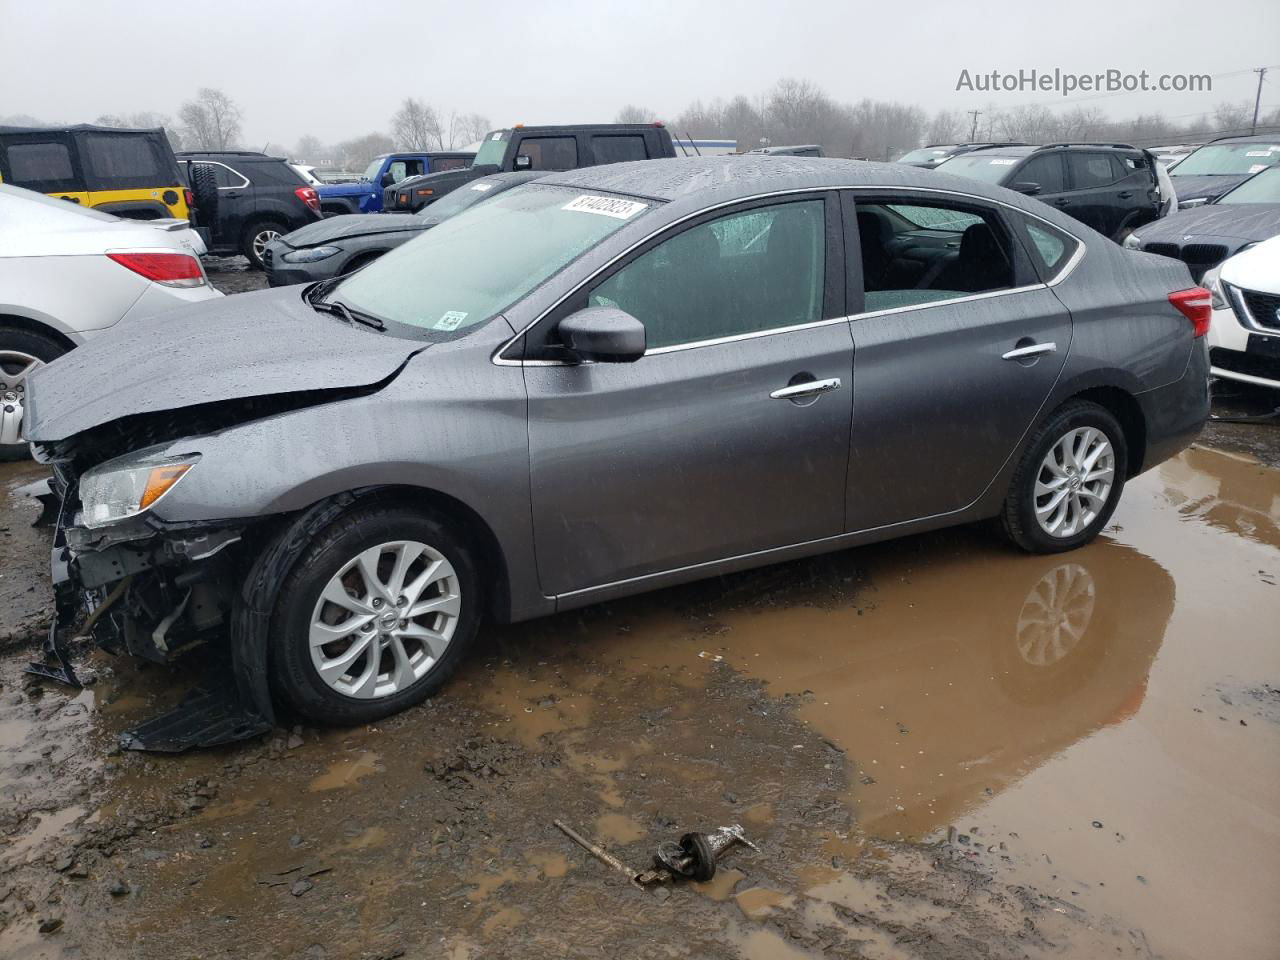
[
  {"x1": 562, "y1": 195, "x2": 648, "y2": 219},
  {"x1": 988, "y1": 158, "x2": 1018, "y2": 165}
]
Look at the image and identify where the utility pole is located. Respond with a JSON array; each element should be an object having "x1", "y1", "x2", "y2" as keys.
[
  {"x1": 1251, "y1": 67, "x2": 1268, "y2": 135},
  {"x1": 968, "y1": 110, "x2": 982, "y2": 141}
]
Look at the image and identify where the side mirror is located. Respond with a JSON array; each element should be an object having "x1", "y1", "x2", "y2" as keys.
[
  {"x1": 513, "y1": 154, "x2": 533, "y2": 171},
  {"x1": 558, "y1": 306, "x2": 646, "y2": 363},
  {"x1": 1011, "y1": 181, "x2": 1041, "y2": 195},
  {"x1": 380, "y1": 171, "x2": 395, "y2": 187}
]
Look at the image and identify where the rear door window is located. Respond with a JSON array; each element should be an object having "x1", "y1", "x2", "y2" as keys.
[
  {"x1": 432, "y1": 157, "x2": 470, "y2": 172},
  {"x1": 1015, "y1": 154, "x2": 1066, "y2": 194},
  {"x1": 1067, "y1": 153, "x2": 1120, "y2": 190},
  {"x1": 3, "y1": 139, "x2": 79, "y2": 192},
  {"x1": 516, "y1": 137, "x2": 578, "y2": 170},
  {"x1": 81, "y1": 134, "x2": 165, "y2": 189},
  {"x1": 591, "y1": 135, "x2": 649, "y2": 164}
]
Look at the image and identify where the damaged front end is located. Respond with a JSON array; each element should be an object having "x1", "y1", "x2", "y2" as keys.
[{"x1": 28, "y1": 414, "x2": 285, "y2": 752}]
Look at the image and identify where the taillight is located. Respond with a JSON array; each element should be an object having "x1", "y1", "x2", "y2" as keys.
[
  {"x1": 1168, "y1": 287, "x2": 1212, "y2": 338},
  {"x1": 183, "y1": 188, "x2": 195, "y2": 210},
  {"x1": 107, "y1": 252, "x2": 205, "y2": 288},
  {"x1": 295, "y1": 186, "x2": 320, "y2": 213}
]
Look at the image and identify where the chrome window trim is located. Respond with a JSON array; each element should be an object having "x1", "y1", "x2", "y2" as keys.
[
  {"x1": 491, "y1": 183, "x2": 1086, "y2": 367},
  {"x1": 188, "y1": 160, "x2": 250, "y2": 190}
]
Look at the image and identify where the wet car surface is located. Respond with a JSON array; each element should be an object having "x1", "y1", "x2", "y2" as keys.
[{"x1": 1, "y1": 430, "x2": 1277, "y2": 959}]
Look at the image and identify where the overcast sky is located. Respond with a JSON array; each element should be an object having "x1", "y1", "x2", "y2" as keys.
[{"x1": 2, "y1": 0, "x2": 1277, "y2": 147}]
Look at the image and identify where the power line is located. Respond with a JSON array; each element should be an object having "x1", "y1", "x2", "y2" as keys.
[{"x1": 1253, "y1": 67, "x2": 1270, "y2": 135}]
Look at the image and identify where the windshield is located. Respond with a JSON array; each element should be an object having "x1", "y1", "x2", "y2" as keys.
[
  {"x1": 1218, "y1": 166, "x2": 1280, "y2": 204},
  {"x1": 472, "y1": 133, "x2": 509, "y2": 167},
  {"x1": 936, "y1": 154, "x2": 1020, "y2": 183},
  {"x1": 898, "y1": 147, "x2": 953, "y2": 164},
  {"x1": 332, "y1": 185, "x2": 651, "y2": 338},
  {"x1": 414, "y1": 179, "x2": 508, "y2": 220},
  {"x1": 1171, "y1": 142, "x2": 1280, "y2": 177},
  {"x1": 361, "y1": 157, "x2": 384, "y2": 182}
]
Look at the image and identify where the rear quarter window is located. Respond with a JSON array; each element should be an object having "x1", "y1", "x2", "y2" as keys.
[
  {"x1": 591, "y1": 135, "x2": 649, "y2": 164},
  {"x1": 81, "y1": 134, "x2": 165, "y2": 189},
  {"x1": 4, "y1": 141, "x2": 78, "y2": 192},
  {"x1": 1014, "y1": 214, "x2": 1080, "y2": 281}
]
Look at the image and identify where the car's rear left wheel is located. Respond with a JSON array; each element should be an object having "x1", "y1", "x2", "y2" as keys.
[
  {"x1": 268, "y1": 503, "x2": 482, "y2": 725},
  {"x1": 0, "y1": 328, "x2": 67, "y2": 462},
  {"x1": 1000, "y1": 400, "x2": 1128, "y2": 553}
]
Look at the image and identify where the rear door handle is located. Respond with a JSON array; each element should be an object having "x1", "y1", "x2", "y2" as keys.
[
  {"x1": 1117, "y1": 191, "x2": 1133, "y2": 199},
  {"x1": 770, "y1": 377, "x2": 842, "y2": 400},
  {"x1": 1002, "y1": 342, "x2": 1057, "y2": 361}
]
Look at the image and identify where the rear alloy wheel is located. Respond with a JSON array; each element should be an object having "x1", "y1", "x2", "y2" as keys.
[
  {"x1": 269, "y1": 504, "x2": 481, "y2": 724},
  {"x1": 243, "y1": 222, "x2": 283, "y2": 270},
  {"x1": 0, "y1": 329, "x2": 67, "y2": 462},
  {"x1": 1000, "y1": 401, "x2": 1128, "y2": 553}
]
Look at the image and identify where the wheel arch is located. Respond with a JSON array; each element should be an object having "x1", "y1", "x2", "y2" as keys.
[
  {"x1": 0, "y1": 312, "x2": 79, "y2": 352},
  {"x1": 1063, "y1": 385, "x2": 1147, "y2": 478}
]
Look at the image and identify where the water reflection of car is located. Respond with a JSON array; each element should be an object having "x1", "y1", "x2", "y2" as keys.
[
  {"x1": 1167, "y1": 134, "x2": 1280, "y2": 207},
  {"x1": 717, "y1": 540, "x2": 1175, "y2": 840},
  {"x1": 263, "y1": 171, "x2": 545, "y2": 287},
  {"x1": 1125, "y1": 165, "x2": 1280, "y2": 281}
]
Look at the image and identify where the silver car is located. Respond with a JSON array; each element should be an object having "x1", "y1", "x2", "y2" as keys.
[{"x1": 25, "y1": 157, "x2": 1210, "y2": 748}]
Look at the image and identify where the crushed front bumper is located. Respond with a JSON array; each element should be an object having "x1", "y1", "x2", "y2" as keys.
[{"x1": 30, "y1": 483, "x2": 273, "y2": 752}]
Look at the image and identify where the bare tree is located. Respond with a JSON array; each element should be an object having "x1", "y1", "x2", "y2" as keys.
[
  {"x1": 178, "y1": 88, "x2": 243, "y2": 151},
  {"x1": 391, "y1": 98, "x2": 442, "y2": 151},
  {"x1": 336, "y1": 132, "x2": 396, "y2": 171},
  {"x1": 615, "y1": 104, "x2": 655, "y2": 124},
  {"x1": 453, "y1": 113, "x2": 492, "y2": 147},
  {"x1": 294, "y1": 135, "x2": 326, "y2": 164},
  {"x1": 925, "y1": 110, "x2": 964, "y2": 145}
]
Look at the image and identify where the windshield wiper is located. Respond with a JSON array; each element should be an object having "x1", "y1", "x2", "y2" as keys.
[{"x1": 304, "y1": 283, "x2": 386, "y2": 331}]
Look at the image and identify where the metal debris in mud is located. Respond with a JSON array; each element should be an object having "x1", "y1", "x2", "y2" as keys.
[{"x1": 554, "y1": 819, "x2": 759, "y2": 890}]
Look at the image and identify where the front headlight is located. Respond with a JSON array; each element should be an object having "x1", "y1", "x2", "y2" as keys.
[
  {"x1": 79, "y1": 451, "x2": 200, "y2": 528},
  {"x1": 1203, "y1": 267, "x2": 1227, "y2": 310},
  {"x1": 1122, "y1": 233, "x2": 1142, "y2": 250},
  {"x1": 282, "y1": 245, "x2": 341, "y2": 264}
]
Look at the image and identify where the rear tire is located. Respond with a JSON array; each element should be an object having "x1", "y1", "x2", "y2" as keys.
[
  {"x1": 0, "y1": 327, "x2": 67, "y2": 462},
  {"x1": 241, "y1": 220, "x2": 284, "y2": 270},
  {"x1": 268, "y1": 503, "x2": 482, "y2": 725},
  {"x1": 1000, "y1": 401, "x2": 1128, "y2": 553}
]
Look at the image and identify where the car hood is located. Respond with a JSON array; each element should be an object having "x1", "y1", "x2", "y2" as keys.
[
  {"x1": 1132, "y1": 203, "x2": 1280, "y2": 245},
  {"x1": 279, "y1": 213, "x2": 426, "y2": 247},
  {"x1": 25, "y1": 286, "x2": 424, "y2": 442},
  {"x1": 1168, "y1": 173, "x2": 1248, "y2": 203},
  {"x1": 317, "y1": 181, "x2": 371, "y2": 198}
]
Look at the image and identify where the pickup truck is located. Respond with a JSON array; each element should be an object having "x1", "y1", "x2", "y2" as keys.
[
  {"x1": 317, "y1": 151, "x2": 474, "y2": 215},
  {"x1": 384, "y1": 123, "x2": 677, "y2": 212}
]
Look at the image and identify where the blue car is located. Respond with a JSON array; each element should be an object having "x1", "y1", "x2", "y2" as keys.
[{"x1": 317, "y1": 151, "x2": 474, "y2": 215}]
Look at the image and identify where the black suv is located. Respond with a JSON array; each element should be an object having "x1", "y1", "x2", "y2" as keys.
[
  {"x1": 177, "y1": 151, "x2": 322, "y2": 269},
  {"x1": 384, "y1": 123, "x2": 677, "y2": 212},
  {"x1": 938, "y1": 143, "x2": 1163, "y2": 242}
]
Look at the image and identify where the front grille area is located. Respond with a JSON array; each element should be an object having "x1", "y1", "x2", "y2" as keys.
[
  {"x1": 1140, "y1": 241, "x2": 1229, "y2": 282},
  {"x1": 1241, "y1": 288, "x2": 1280, "y2": 331}
]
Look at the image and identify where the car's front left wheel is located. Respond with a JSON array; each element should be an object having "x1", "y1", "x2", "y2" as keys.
[
  {"x1": 1000, "y1": 400, "x2": 1128, "y2": 553},
  {"x1": 242, "y1": 220, "x2": 284, "y2": 270},
  {"x1": 268, "y1": 503, "x2": 482, "y2": 725}
]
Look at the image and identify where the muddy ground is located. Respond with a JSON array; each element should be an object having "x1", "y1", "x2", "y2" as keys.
[{"x1": 0, "y1": 259, "x2": 1276, "y2": 959}]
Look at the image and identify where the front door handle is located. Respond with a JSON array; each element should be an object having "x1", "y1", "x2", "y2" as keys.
[
  {"x1": 770, "y1": 377, "x2": 842, "y2": 400},
  {"x1": 1002, "y1": 342, "x2": 1057, "y2": 361},
  {"x1": 1117, "y1": 191, "x2": 1133, "y2": 199}
]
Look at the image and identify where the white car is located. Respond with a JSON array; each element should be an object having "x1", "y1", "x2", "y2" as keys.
[
  {"x1": 0, "y1": 184, "x2": 222, "y2": 459},
  {"x1": 1203, "y1": 235, "x2": 1280, "y2": 392}
]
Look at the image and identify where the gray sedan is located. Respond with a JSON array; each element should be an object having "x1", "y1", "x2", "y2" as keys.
[
  {"x1": 26, "y1": 157, "x2": 1210, "y2": 744},
  {"x1": 263, "y1": 171, "x2": 546, "y2": 287}
]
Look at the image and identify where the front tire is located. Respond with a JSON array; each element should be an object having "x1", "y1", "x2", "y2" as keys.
[
  {"x1": 0, "y1": 327, "x2": 67, "y2": 462},
  {"x1": 1000, "y1": 401, "x2": 1128, "y2": 553},
  {"x1": 268, "y1": 503, "x2": 482, "y2": 725}
]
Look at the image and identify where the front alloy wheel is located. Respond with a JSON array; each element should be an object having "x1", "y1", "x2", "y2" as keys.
[{"x1": 309, "y1": 540, "x2": 461, "y2": 700}]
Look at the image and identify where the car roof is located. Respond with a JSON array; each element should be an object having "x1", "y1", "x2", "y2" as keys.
[
  {"x1": 536, "y1": 155, "x2": 1056, "y2": 218},
  {"x1": 1207, "y1": 133, "x2": 1280, "y2": 144},
  {"x1": 177, "y1": 150, "x2": 287, "y2": 162},
  {"x1": 0, "y1": 123, "x2": 166, "y2": 137}
]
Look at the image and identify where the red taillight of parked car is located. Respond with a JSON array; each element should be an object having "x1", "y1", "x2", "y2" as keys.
[
  {"x1": 1168, "y1": 287, "x2": 1212, "y2": 338},
  {"x1": 107, "y1": 252, "x2": 206, "y2": 288},
  {"x1": 295, "y1": 186, "x2": 320, "y2": 213},
  {"x1": 183, "y1": 188, "x2": 195, "y2": 211}
]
